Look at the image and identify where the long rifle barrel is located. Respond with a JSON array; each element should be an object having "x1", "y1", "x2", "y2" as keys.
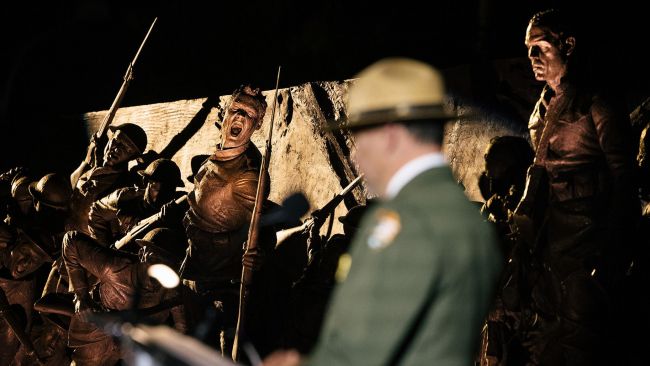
[
  {"x1": 114, "y1": 195, "x2": 186, "y2": 250},
  {"x1": 232, "y1": 67, "x2": 282, "y2": 361},
  {"x1": 275, "y1": 173, "x2": 364, "y2": 247},
  {"x1": 96, "y1": 17, "x2": 158, "y2": 139}
]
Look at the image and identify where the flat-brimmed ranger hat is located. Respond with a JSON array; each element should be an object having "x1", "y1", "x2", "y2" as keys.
[{"x1": 330, "y1": 58, "x2": 457, "y2": 131}]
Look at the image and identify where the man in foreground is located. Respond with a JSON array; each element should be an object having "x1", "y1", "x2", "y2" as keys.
[{"x1": 266, "y1": 57, "x2": 502, "y2": 365}]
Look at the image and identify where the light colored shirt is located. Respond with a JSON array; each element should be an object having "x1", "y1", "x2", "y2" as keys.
[{"x1": 385, "y1": 152, "x2": 447, "y2": 199}]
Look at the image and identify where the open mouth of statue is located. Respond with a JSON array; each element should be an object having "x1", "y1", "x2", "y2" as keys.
[{"x1": 230, "y1": 122, "x2": 243, "y2": 137}]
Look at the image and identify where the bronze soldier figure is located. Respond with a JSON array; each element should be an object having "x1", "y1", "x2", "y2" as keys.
[
  {"x1": 29, "y1": 173, "x2": 73, "y2": 235},
  {"x1": 478, "y1": 136, "x2": 534, "y2": 251},
  {"x1": 1, "y1": 223, "x2": 54, "y2": 365},
  {"x1": 1, "y1": 225, "x2": 54, "y2": 280},
  {"x1": 477, "y1": 137, "x2": 534, "y2": 365},
  {"x1": 88, "y1": 158, "x2": 185, "y2": 248},
  {"x1": 286, "y1": 202, "x2": 372, "y2": 354},
  {"x1": 180, "y1": 85, "x2": 269, "y2": 354},
  {"x1": 515, "y1": 9, "x2": 639, "y2": 365},
  {"x1": 25, "y1": 174, "x2": 74, "y2": 297},
  {"x1": 68, "y1": 123, "x2": 148, "y2": 235},
  {"x1": 12, "y1": 314, "x2": 71, "y2": 366},
  {"x1": 62, "y1": 227, "x2": 187, "y2": 366}
]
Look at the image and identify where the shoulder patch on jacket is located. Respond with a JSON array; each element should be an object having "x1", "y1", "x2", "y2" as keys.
[{"x1": 367, "y1": 209, "x2": 401, "y2": 250}]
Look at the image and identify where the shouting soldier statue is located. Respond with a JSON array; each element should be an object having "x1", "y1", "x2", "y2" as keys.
[{"x1": 180, "y1": 85, "x2": 270, "y2": 355}]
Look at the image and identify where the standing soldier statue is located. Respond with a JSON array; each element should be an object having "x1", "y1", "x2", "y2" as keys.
[
  {"x1": 514, "y1": 9, "x2": 639, "y2": 365},
  {"x1": 179, "y1": 85, "x2": 270, "y2": 355}
]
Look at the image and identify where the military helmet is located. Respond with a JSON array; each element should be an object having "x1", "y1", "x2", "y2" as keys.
[
  {"x1": 135, "y1": 228, "x2": 186, "y2": 263},
  {"x1": 28, "y1": 173, "x2": 72, "y2": 210},
  {"x1": 107, "y1": 123, "x2": 148, "y2": 154},
  {"x1": 11, "y1": 175, "x2": 32, "y2": 201},
  {"x1": 337, "y1": 58, "x2": 456, "y2": 131},
  {"x1": 138, "y1": 158, "x2": 184, "y2": 187}
]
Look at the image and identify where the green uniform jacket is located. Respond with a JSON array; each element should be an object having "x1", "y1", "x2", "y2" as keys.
[{"x1": 307, "y1": 166, "x2": 502, "y2": 366}]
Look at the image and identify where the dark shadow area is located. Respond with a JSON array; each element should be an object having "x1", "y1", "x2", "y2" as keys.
[
  {"x1": 1, "y1": 0, "x2": 648, "y2": 176},
  {"x1": 324, "y1": 138, "x2": 360, "y2": 211},
  {"x1": 159, "y1": 96, "x2": 219, "y2": 160}
]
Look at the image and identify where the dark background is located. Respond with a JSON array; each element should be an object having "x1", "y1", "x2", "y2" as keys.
[{"x1": 1, "y1": 0, "x2": 648, "y2": 176}]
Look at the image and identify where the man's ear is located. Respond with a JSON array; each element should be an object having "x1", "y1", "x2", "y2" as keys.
[{"x1": 564, "y1": 36, "x2": 576, "y2": 57}]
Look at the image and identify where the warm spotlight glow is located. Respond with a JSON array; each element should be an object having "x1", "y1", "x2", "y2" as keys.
[{"x1": 147, "y1": 264, "x2": 180, "y2": 288}]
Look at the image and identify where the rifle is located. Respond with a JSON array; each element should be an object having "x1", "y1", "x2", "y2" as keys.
[
  {"x1": 94, "y1": 17, "x2": 158, "y2": 141},
  {"x1": 0, "y1": 288, "x2": 44, "y2": 365},
  {"x1": 275, "y1": 174, "x2": 365, "y2": 247},
  {"x1": 231, "y1": 67, "x2": 281, "y2": 361},
  {"x1": 34, "y1": 293, "x2": 183, "y2": 318},
  {"x1": 114, "y1": 195, "x2": 187, "y2": 250}
]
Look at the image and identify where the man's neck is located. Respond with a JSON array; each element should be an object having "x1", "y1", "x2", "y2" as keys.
[
  {"x1": 382, "y1": 147, "x2": 445, "y2": 199},
  {"x1": 211, "y1": 142, "x2": 250, "y2": 161},
  {"x1": 547, "y1": 70, "x2": 569, "y2": 93}
]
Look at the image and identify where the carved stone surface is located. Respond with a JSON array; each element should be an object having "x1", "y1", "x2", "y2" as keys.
[{"x1": 444, "y1": 106, "x2": 526, "y2": 202}]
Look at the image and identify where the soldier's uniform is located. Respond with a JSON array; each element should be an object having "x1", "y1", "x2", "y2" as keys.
[
  {"x1": 521, "y1": 82, "x2": 638, "y2": 366},
  {"x1": 67, "y1": 167, "x2": 134, "y2": 236},
  {"x1": 183, "y1": 143, "x2": 268, "y2": 286},
  {"x1": 181, "y1": 143, "x2": 270, "y2": 348},
  {"x1": 514, "y1": 11, "x2": 639, "y2": 365}
]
